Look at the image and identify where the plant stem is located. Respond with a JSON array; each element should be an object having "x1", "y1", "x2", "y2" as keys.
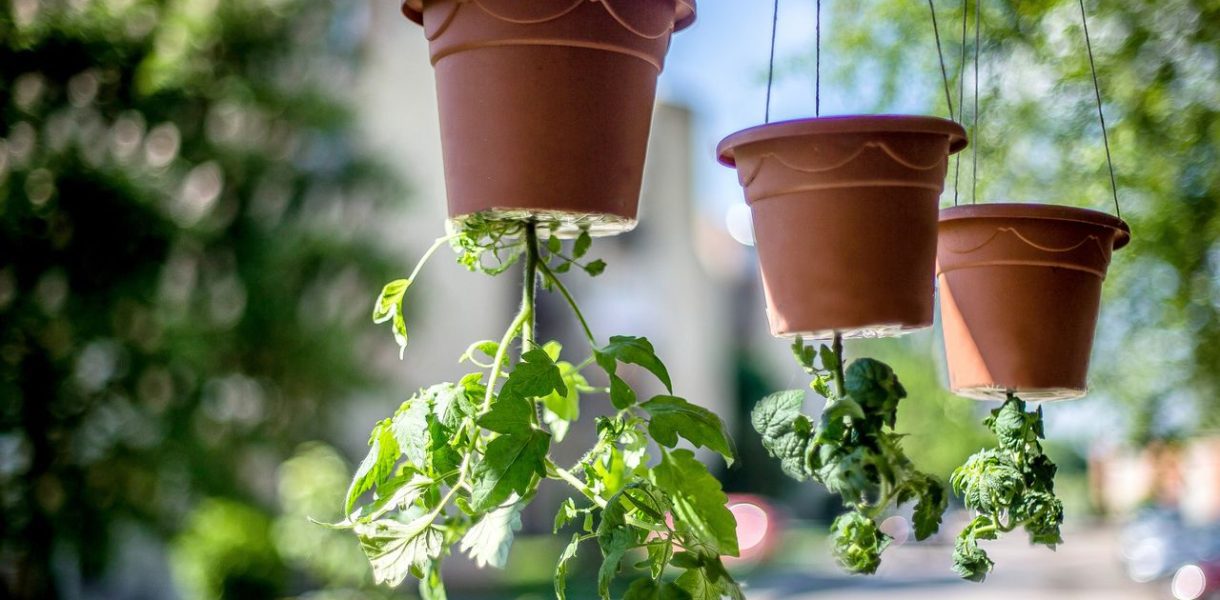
[
  {"x1": 548, "y1": 459, "x2": 607, "y2": 508},
  {"x1": 481, "y1": 307, "x2": 529, "y2": 411},
  {"x1": 479, "y1": 223, "x2": 541, "y2": 412},
  {"x1": 522, "y1": 221, "x2": 540, "y2": 354},
  {"x1": 832, "y1": 331, "x2": 846, "y2": 399},
  {"x1": 408, "y1": 233, "x2": 459, "y2": 283},
  {"x1": 538, "y1": 259, "x2": 597, "y2": 348},
  {"x1": 971, "y1": 523, "x2": 998, "y2": 538}
]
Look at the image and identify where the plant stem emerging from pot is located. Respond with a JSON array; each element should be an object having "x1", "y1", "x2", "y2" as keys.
[
  {"x1": 331, "y1": 217, "x2": 744, "y2": 600},
  {"x1": 751, "y1": 334, "x2": 947, "y2": 574},
  {"x1": 950, "y1": 392, "x2": 1064, "y2": 582}
]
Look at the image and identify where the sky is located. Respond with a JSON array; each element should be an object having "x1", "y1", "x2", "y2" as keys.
[{"x1": 657, "y1": 0, "x2": 822, "y2": 240}]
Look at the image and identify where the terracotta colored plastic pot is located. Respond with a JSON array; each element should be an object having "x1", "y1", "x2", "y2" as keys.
[
  {"x1": 937, "y1": 203, "x2": 1131, "y2": 401},
  {"x1": 717, "y1": 115, "x2": 967, "y2": 339},
  {"x1": 401, "y1": 0, "x2": 696, "y2": 236}
]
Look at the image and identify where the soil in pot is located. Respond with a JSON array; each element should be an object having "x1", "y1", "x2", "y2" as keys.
[
  {"x1": 718, "y1": 115, "x2": 967, "y2": 339},
  {"x1": 937, "y1": 203, "x2": 1131, "y2": 401},
  {"x1": 402, "y1": 0, "x2": 696, "y2": 237}
]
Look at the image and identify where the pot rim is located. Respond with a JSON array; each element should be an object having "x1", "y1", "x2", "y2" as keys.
[
  {"x1": 939, "y1": 203, "x2": 1131, "y2": 250},
  {"x1": 716, "y1": 114, "x2": 968, "y2": 168},
  {"x1": 401, "y1": 0, "x2": 698, "y2": 31}
]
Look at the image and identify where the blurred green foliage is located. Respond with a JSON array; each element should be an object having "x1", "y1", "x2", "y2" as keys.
[
  {"x1": 819, "y1": 0, "x2": 1220, "y2": 439},
  {"x1": 0, "y1": 0, "x2": 401, "y2": 597},
  {"x1": 172, "y1": 499, "x2": 287, "y2": 599}
]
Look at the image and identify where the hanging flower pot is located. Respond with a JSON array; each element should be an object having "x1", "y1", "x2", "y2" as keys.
[
  {"x1": 400, "y1": 0, "x2": 696, "y2": 236},
  {"x1": 717, "y1": 115, "x2": 967, "y2": 339},
  {"x1": 937, "y1": 203, "x2": 1131, "y2": 401}
]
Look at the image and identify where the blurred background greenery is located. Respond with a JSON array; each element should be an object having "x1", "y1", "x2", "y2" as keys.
[
  {"x1": 1, "y1": 0, "x2": 401, "y2": 597},
  {"x1": 1, "y1": 0, "x2": 1217, "y2": 599}
]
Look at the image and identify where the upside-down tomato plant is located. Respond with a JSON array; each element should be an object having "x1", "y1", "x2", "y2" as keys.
[
  {"x1": 950, "y1": 394, "x2": 1064, "y2": 582},
  {"x1": 322, "y1": 218, "x2": 744, "y2": 599},
  {"x1": 751, "y1": 337, "x2": 947, "y2": 574}
]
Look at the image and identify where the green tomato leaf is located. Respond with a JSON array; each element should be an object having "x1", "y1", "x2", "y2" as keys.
[
  {"x1": 952, "y1": 536, "x2": 994, "y2": 582},
  {"x1": 354, "y1": 516, "x2": 444, "y2": 587},
  {"x1": 818, "y1": 448, "x2": 878, "y2": 506},
  {"x1": 554, "y1": 497, "x2": 579, "y2": 533},
  {"x1": 674, "y1": 563, "x2": 743, "y2": 600},
  {"x1": 459, "y1": 501, "x2": 523, "y2": 569},
  {"x1": 469, "y1": 429, "x2": 550, "y2": 511},
  {"x1": 597, "y1": 336, "x2": 672, "y2": 392},
  {"x1": 361, "y1": 473, "x2": 434, "y2": 522},
  {"x1": 818, "y1": 344, "x2": 839, "y2": 374},
  {"x1": 584, "y1": 259, "x2": 607, "y2": 276},
  {"x1": 373, "y1": 279, "x2": 411, "y2": 358},
  {"x1": 500, "y1": 347, "x2": 567, "y2": 402},
  {"x1": 1026, "y1": 453, "x2": 1058, "y2": 492},
  {"x1": 554, "y1": 533, "x2": 582, "y2": 600},
  {"x1": 392, "y1": 397, "x2": 432, "y2": 467},
  {"x1": 346, "y1": 419, "x2": 401, "y2": 515},
  {"x1": 478, "y1": 394, "x2": 534, "y2": 435},
  {"x1": 373, "y1": 279, "x2": 410, "y2": 323},
  {"x1": 625, "y1": 577, "x2": 693, "y2": 600},
  {"x1": 829, "y1": 511, "x2": 891, "y2": 575},
  {"x1": 419, "y1": 559, "x2": 447, "y2": 600},
  {"x1": 991, "y1": 397, "x2": 1032, "y2": 452},
  {"x1": 815, "y1": 397, "x2": 864, "y2": 446},
  {"x1": 597, "y1": 524, "x2": 636, "y2": 599},
  {"x1": 1015, "y1": 490, "x2": 1064, "y2": 547},
  {"x1": 649, "y1": 450, "x2": 739, "y2": 557},
  {"x1": 844, "y1": 358, "x2": 905, "y2": 427},
  {"x1": 541, "y1": 345, "x2": 587, "y2": 442},
  {"x1": 574, "y1": 230, "x2": 592, "y2": 259},
  {"x1": 951, "y1": 449, "x2": 1023, "y2": 514},
  {"x1": 596, "y1": 351, "x2": 638, "y2": 409},
  {"x1": 641, "y1": 542, "x2": 672, "y2": 580},
  {"x1": 427, "y1": 380, "x2": 477, "y2": 431},
  {"x1": 750, "y1": 390, "x2": 814, "y2": 480},
  {"x1": 641, "y1": 395, "x2": 735, "y2": 465},
  {"x1": 609, "y1": 373, "x2": 637, "y2": 409},
  {"x1": 911, "y1": 476, "x2": 947, "y2": 541},
  {"x1": 789, "y1": 336, "x2": 817, "y2": 373}
]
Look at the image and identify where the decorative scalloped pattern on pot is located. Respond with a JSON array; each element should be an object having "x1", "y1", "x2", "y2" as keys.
[
  {"x1": 728, "y1": 135, "x2": 955, "y2": 206},
  {"x1": 735, "y1": 139, "x2": 948, "y2": 187},
  {"x1": 404, "y1": 0, "x2": 697, "y2": 31},
  {"x1": 938, "y1": 226, "x2": 1115, "y2": 278},
  {"x1": 936, "y1": 204, "x2": 1130, "y2": 402},
  {"x1": 405, "y1": 0, "x2": 693, "y2": 70}
]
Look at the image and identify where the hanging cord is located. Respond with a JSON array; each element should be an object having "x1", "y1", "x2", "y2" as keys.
[
  {"x1": 927, "y1": 0, "x2": 955, "y2": 121},
  {"x1": 952, "y1": 0, "x2": 969, "y2": 205},
  {"x1": 765, "y1": 0, "x2": 780, "y2": 123},
  {"x1": 970, "y1": 0, "x2": 981, "y2": 204},
  {"x1": 815, "y1": 0, "x2": 821, "y2": 116},
  {"x1": 1078, "y1": 0, "x2": 1122, "y2": 218}
]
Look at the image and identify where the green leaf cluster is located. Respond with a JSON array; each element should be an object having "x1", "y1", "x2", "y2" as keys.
[
  {"x1": 331, "y1": 221, "x2": 743, "y2": 599},
  {"x1": 950, "y1": 395, "x2": 1063, "y2": 582},
  {"x1": 447, "y1": 216, "x2": 605, "y2": 279},
  {"x1": 751, "y1": 337, "x2": 946, "y2": 574}
]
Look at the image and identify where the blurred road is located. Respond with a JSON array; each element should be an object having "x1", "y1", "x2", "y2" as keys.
[{"x1": 746, "y1": 527, "x2": 1158, "y2": 599}]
